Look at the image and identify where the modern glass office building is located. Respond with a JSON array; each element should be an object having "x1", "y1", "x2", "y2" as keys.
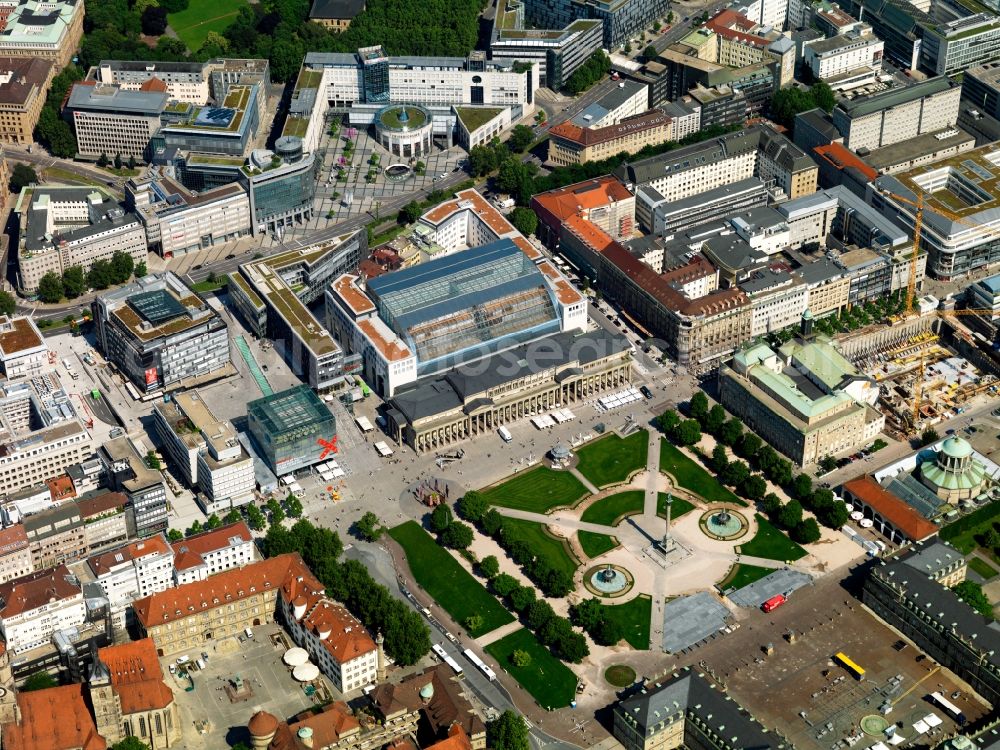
[
  {"x1": 247, "y1": 385, "x2": 337, "y2": 476},
  {"x1": 365, "y1": 239, "x2": 562, "y2": 375},
  {"x1": 240, "y1": 137, "x2": 318, "y2": 235},
  {"x1": 361, "y1": 45, "x2": 391, "y2": 103}
]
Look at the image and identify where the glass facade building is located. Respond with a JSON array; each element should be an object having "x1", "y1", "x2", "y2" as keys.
[
  {"x1": 247, "y1": 385, "x2": 337, "y2": 476},
  {"x1": 366, "y1": 239, "x2": 562, "y2": 375},
  {"x1": 361, "y1": 45, "x2": 391, "y2": 103},
  {"x1": 242, "y1": 149, "x2": 318, "y2": 235}
]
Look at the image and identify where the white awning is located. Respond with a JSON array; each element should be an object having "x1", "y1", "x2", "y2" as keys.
[
  {"x1": 283, "y1": 647, "x2": 309, "y2": 667},
  {"x1": 924, "y1": 714, "x2": 943, "y2": 728},
  {"x1": 293, "y1": 663, "x2": 320, "y2": 682},
  {"x1": 332, "y1": 468, "x2": 346, "y2": 478}
]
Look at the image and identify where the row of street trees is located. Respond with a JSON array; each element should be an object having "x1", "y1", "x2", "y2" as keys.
[{"x1": 36, "y1": 251, "x2": 146, "y2": 303}]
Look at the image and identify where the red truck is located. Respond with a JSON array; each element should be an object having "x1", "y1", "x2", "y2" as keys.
[{"x1": 762, "y1": 594, "x2": 786, "y2": 613}]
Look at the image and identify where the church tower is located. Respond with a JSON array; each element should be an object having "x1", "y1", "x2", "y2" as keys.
[{"x1": 87, "y1": 644, "x2": 123, "y2": 744}]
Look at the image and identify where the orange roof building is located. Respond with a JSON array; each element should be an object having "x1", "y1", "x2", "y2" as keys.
[
  {"x1": 278, "y1": 570, "x2": 379, "y2": 693},
  {"x1": 531, "y1": 176, "x2": 636, "y2": 248},
  {"x1": 170, "y1": 520, "x2": 256, "y2": 584},
  {"x1": 87, "y1": 637, "x2": 181, "y2": 746},
  {"x1": 842, "y1": 476, "x2": 938, "y2": 543},
  {"x1": 249, "y1": 702, "x2": 363, "y2": 750},
  {"x1": 549, "y1": 111, "x2": 673, "y2": 166},
  {"x1": 2, "y1": 684, "x2": 106, "y2": 750},
  {"x1": 133, "y1": 553, "x2": 317, "y2": 657}
]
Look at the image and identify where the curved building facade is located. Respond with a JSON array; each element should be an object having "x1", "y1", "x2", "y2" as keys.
[{"x1": 374, "y1": 104, "x2": 433, "y2": 158}]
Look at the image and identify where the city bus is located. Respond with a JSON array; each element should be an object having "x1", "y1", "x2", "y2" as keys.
[
  {"x1": 930, "y1": 692, "x2": 966, "y2": 725},
  {"x1": 834, "y1": 652, "x2": 866, "y2": 680}
]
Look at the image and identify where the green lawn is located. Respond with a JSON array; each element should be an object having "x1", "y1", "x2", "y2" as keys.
[
  {"x1": 581, "y1": 490, "x2": 645, "y2": 525},
  {"x1": 600, "y1": 595, "x2": 651, "y2": 650},
  {"x1": 484, "y1": 628, "x2": 577, "y2": 709},
  {"x1": 575, "y1": 430, "x2": 649, "y2": 488},
  {"x1": 500, "y1": 518, "x2": 580, "y2": 579},
  {"x1": 717, "y1": 563, "x2": 776, "y2": 592},
  {"x1": 168, "y1": 0, "x2": 249, "y2": 52},
  {"x1": 968, "y1": 556, "x2": 998, "y2": 581},
  {"x1": 578, "y1": 531, "x2": 618, "y2": 558},
  {"x1": 388, "y1": 522, "x2": 514, "y2": 636},
  {"x1": 737, "y1": 515, "x2": 807, "y2": 562},
  {"x1": 940, "y1": 503, "x2": 1000, "y2": 554},
  {"x1": 482, "y1": 465, "x2": 589, "y2": 513},
  {"x1": 581, "y1": 490, "x2": 695, "y2": 526},
  {"x1": 659, "y1": 442, "x2": 745, "y2": 506}
]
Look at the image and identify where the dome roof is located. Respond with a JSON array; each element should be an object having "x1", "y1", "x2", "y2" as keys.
[
  {"x1": 802, "y1": 308, "x2": 813, "y2": 320},
  {"x1": 941, "y1": 436, "x2": 973, "y2": 459},
  {"x1": 551, "y1": 443, "x2": 571, "y2": 459},
  {"x1": 419, "y1": 682, "x2": 435, "y2": 700},
  {"x1": 248, "y1": 711, "x2": 279, "y2": 737}
]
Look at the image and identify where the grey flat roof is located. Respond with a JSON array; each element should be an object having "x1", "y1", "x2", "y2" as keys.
[
  {"x1": 99, "y1": 59, "x2": 204, "y2": 74},
  {"x1": 865, "y1": 127, "x2": 975, "y2": 170},
  {"x1": 67, "y1": 83, "x2": 168, "y2": 115},
  {"x1": 22, "y1": 188, "x2": 140, "y2": 253},
  {"x1": 795, "y1": 107, "x2": 841, "y2": 139},
  {"x1": 796, "y1": 257, "x2": 844, "y2": 284},
  {"x1": 391, "y1": 327, "x2": 630, "y2": 422},
  {"x1": 835, "y1": 76, "x2": 956, "y2": 118},
  {"x1": 616, "y1": 667, "x2": 786, "y2": 749}
]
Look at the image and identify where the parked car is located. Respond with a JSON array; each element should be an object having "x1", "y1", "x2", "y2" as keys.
[{"x1": 640, "y1": 385, "x2": 654, "y2": 399}]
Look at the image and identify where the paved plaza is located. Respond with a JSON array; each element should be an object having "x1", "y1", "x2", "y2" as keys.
[
  {"x1": 727, "y1": 569, "x2": 815, "y2": 609},
  {"x1": 661, "y1": 592, "x2": 732, "y2": 653}
]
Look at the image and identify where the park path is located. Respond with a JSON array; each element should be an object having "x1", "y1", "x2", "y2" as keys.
[
  {"x1": 642, "y1": 431, "x2": 662, "y2": 518},
  {"x1": 730, "y1": 554, "x2": 787, "y2": 569},
  {"x1": 569, "y1": 467, "x2": 600, "y2": 495},
  {"x1": 492, "y1": 506, "x2": 617, "y2": 535},
  {"x1": 474, "y1": 620, "x2": 525, "y2": 648}
]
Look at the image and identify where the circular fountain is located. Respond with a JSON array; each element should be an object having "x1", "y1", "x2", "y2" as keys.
[
  {"x1": 699, "y1": 508, "x2": 749, "y2": 541},
  {"x1": 584, "y1": 564, "x2": 634, "y2": 598}
]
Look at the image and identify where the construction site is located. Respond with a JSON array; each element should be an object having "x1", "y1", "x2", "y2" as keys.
[{"x1": 847, "y1": 315, "x2": 999, "y2": 438}]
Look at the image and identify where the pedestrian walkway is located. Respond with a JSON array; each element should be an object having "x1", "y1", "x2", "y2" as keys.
[
  {"x1": 475, "y1": 620, "x2": 524, "y2": 647},
  {"x1": 235, "y1": 335, "x2": 272, "y2": 396},
  {"x1": 643, "y1": 431, "x2": 661, "y2": 518},
  {"x1": 492, "y1": 506, "x2": 617, "y2": 535},
  {"x1": 569, "y1": 467, "x2": 600, "y2": 495}
]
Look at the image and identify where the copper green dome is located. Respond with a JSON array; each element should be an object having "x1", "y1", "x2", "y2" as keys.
[{"x1": 941, "y1": 436, "x2": 973, "y2": 459}]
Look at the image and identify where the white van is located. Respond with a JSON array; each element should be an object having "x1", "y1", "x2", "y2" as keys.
[
  {"x1": 497, "y1": 426, "x2": 512, "y2": 443},
  {"x1": 195, "y1": 658, "x2": 206, "y2": 671},
  {"x1": 176, "y1": 655, "x2": 190, "y2": 665},
  {"x1": 244, "y1": 627, "x2": 254, "y2": 639}
]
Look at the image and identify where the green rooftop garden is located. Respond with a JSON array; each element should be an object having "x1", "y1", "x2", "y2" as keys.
[
  {"x1": 296, "y1": 69, "x2": 323, "y2": 90},
  {"x1": 455, "y1": 107, "x2": 503, "y2": 133},
  {"x1": 378, "y1": 105, "x2": 428, "y2": 131},
  {"x1": 282, "y1": 116, "x2": 309, "y2": 138}
]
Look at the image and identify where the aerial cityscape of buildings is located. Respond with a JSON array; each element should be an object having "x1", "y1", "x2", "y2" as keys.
[{"x1": 6, "y1": 0, "x2": 1000, "y2": 748}]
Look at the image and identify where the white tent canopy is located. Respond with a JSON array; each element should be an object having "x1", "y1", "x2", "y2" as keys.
[
  {"x1": 293, "y1": 663, "x2": 320, "y2": 682},
  {"x1": 283, "y1": 647, "x2": 309, "y2": 667}
]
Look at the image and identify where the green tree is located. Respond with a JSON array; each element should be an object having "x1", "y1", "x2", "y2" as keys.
[
  {"x1": 285, "y1": 494, "x2": 303, "y2": 518},
  {"x1": 8, "y1": 163, "x2": 37, "y2": 194},
  {"x1": 688, "y1": 391, "x2": 709, "y2": 424},
  {"x1": 705, "y1": 404, "x2": 726, "y2": 434},
  {"x1": 791, "y1": 473, "x2": 813, "y2": 500},
  {"x1": 112, "y1": 738, "x2": 151, "y2": 750},
  {"x1": 487, "y1": 711, "x2": 530, "y2": 750},
  {"x1": 114, "y1": 153, "x2": 123, "y2": 169},
  {"x1": 717, "y1": 417, "x2": 744, "y2": 447},
  {"x1": 735, "y1": 433, "x2": 762, "y2": 460},
  {"x1": 953, "y1": 580, "x2": 993, "y2": 619},
  {"x1": 511, "y1": 648, "x2": 532, "y2": 667},
  {"x1": 456, "y1": 491, "x2": 488, "y2": 522},
  {"x1": 21, "y1": 671, "x2": 57, "y2": 691},
  {"x1": 441, "y1": 520, "x2": 474, "y2": 550},
  {"x1": 740, "y1": 474, "x2": 767, "y2": 501},
  {"x1": 224, "y1": 509, "x2": 242, "y2": 525},
  {"x1": 674, "y1": 419, "x2": 701, "y2": 446},
  {"x1": 36, "y1": 272, "x2": 64, "y2": 303},
  {"x1": 656, "y1": 408, "x2": 680, "y2": 434},
  {"x1": 491, "y1": 573, "x2": 519, "y2": 597},
  {"x1": 761, "y1": 492, "x2": 782, "y2": 516},
  {"x1": 508, "y1": 124, "x2": 534, "y2": 153},
  {"x1": 356, "y1": 511, "x2": 382, "y2": 542},
  {"x1": 465, "y1": 614, "x2": 484, "y2": 633},
  {"x1": 429, "y1": 503, "x2": 453, "y2": 533},
  {"x1": 818, "y1": 455, "x2": 838, "y2": 474},
  {"x1": 526, "y1": 599, "x2": 555, "y2": 630},
  {"x1": 792, "y1": 517, "x2": 822, "y2": 544},
  {"x1": 508, "y1": 584, "x2": 536, "y2": 612},
  {"x1": 140, "y1": 5, "x2": 168, "y2": 34},
  {"x1": 478, "y1": 554, "x2": 500, "y2": 579},
  {"x1": 205, "y1": 514, "x2": 222, "y2": 530},
  {"x1": 720, "y1": 460, "x2": 749, "y2": 488},
  {"x1": 778, "y1": 499, "x2": 803, "y2": 530},
  {"x1": 820, "y1": 500, "x2": 850, "y2": 529},
  {"x1": 62, "y1": 266, "x2": 86, "y2": 298},
  {"x1": 97, "y1": 152, "x2": 110, "y2": 168},
  {"x1": 246, "y1": 504, "x2": 266, "y2": 531},
  {"x1": 642, "y1": 44, "x2": 659, "y2": 61},
  {"x1": 400, "y1": 200, "x2": 423, "y2": 224},
  {"x1": 146, "y1": 450, "x2": 161, "y2": 470},
  {"x1": 167, "y1": 528, "x2": 183, "y2": 542},
  {"x1": 921, "y1": 428, "x2": 940, "y2": 446},
  {"x1": 0, "y1": 291, "x2": 14, "y2": 317},
  {"x1": 111, "y1": 250, "x2": 135, "y2": 284},
  {"x1": 266, "y1": 497, "x2": 285, "y2": 524},
  {"x1": 87, "y1": 260, "x2": 113, "y2": 290},
  {"x1": 568, "y1": 598, "x2": 603, "y2": 630},
  {"x1": 128, "y1": 155, "x2": 136, "y2": 170},
  {"x1": 186, "y1": 520, "x2": 202, "y2": 537},
  {"x1": 563, "y1": 50, "x2": 610, "y2": 95},
  {"x1": 135, "y1": 261, "x2": 147, "y2": 278},
  {"x1": 710, "y1": 444, "x2": 729, "y2": 473},
  {"x1": 509, "y1": 207, "x2": 538, "y2": 237}
]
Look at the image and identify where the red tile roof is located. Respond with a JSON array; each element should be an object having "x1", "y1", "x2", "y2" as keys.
[
  {"x1": 427, "y1": 724, "x2": 473, "y2": 750},
  {"x1": 813, "y1": 143, "x2": 878, "y2": 181},
  {"x1": 266, "y1": 702, "x2": 361, "y2": 750},
  {"x1": 88, "y1": 534, "x2": 171, "y2": 577},
  {"x1": 2, "y1": 684, "x2": 106, "y2": 750},
  {"x1": 139, "y1": 77, "x2": 168, "y2": 93},
  {"x1": 169, "y1": 521, "x2": 252, "y2": 572},
  {"x1": 133, "y1": 553, "x2": 316, "y2": 628},
  {"x1": 549, "y1": 110, "x2": 671, "y2": 148},
  {"x1": 0, "y1": 524, "x2": 27, "y2": 556},
  {"x1": 76, "y1": 491, "x2": 127, "y2": 519},
  {"x1": 0, "y1": 565, "x2": 80, "y2": 618},
  {"x1": 842, "y1": 476, "x2": 938, "y2": 541},
  {"x1": 531, "y1": 176, "x2": 633, "y2": 226},
  {"x1": 46, "y1": 475, "x2": 75, "y2": 501},
  {"x1": 99, "y1": 637, "x2": 174, "y2": 714},
  {"x1": 294, "y1": 592, "x2": 376, "y2": 663}
]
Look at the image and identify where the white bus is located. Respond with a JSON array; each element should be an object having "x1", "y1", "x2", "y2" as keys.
[
  {"x1": 930, "y1": 692, "x2": 966, "y2": 725},
  {"x1": 432, "y1": 644, "x2": 449, "y2": 660},
  {"x1": 463, "y1": 648, "x2": 497, "y2": 681},
  {"x1": 62, "y1": 358, "x2": 79, "y2": 380},
  {"x1": 443, "y1": 655, "x2": 464, "y2": 676},
  {"x1": 497, "y1": 426, "x2": 512, "y2": 443}
]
